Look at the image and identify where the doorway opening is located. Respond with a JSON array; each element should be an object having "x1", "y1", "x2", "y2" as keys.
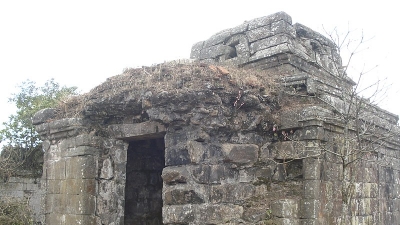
[{"x1": 124, "y1": 137, "x2": 165, "y2": 225}]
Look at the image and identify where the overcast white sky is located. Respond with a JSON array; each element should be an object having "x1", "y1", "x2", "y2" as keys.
[{"x1": 1, "y1": 0, "x2": 399, "y2": 126}]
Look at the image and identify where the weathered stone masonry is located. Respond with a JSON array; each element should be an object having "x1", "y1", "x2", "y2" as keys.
[
  {"x1": 0, "y1": 176, "x2": 43, "y2": 223},
  {"x1": 31, "y1": 11, "x2": 400, "y2": 224}
]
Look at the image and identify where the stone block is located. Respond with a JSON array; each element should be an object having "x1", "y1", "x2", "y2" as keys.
[
  {"x1": 45, "y1": 213, "x2": 65, "y2": 225},
  {"x1": 58, "y1": 134, "x2": 103, "y2": 150},
  {"x1": 299, "y1": 219, "x2": 322, "y2": 225},
  {"x1": 108, "y1": 121, "x2": 166, "y2": 140},
  {"x1": 164, "y1": 189, "x2": 204, "y2": 205},
  {"x1": 271, "y1": 199, "x2": 299, "y2": 218},
  {"x1": 364, "y1": 167, "x2": 378, "y2": 183},
  {"x1": 32, "y1": 108, "x2": 56, "y2": 125},
  {"x1": 260, "y1": 142, "x2": 272, "y2": 161},
  {"x1": 243, "y1": 206, "x2": 268, "y2": 222},
  {"x1": 199, "y1": 44, "x2": 236, "y2": 60},
  {"x1": 300, "y1": 199, "x2": 320, "y2": 219},
  {"x1": 162, "y1": 205, "x2": 196, "y2": 224},
  {"x1": 272, "y1": 218, "x2": 300, "y2": 225},
  {"x1": 190, "y1": 41, "x2": 204, "y2": 59},
  {"x1": 45, "y1": 194, "x2": 67, "y2": 213},
  {"x1": 392, "y1": 184, "x2": 400, "y2": 198},
  {"x1": 204, "y1": 29, "x2": 232, "y2": 48},
  {"x1": 48, "y1": 118, "x2": 83, "y2": 136},
  {"x1": 351, "y1": 215, "x2": 373, "y2": 225},
  {"x1": 108, "y1": 139, "x2": 128, "y2": 164},
  {"x1": 61, "y1": 179, "x2": 96, "y2": 195},
  {"x1": 46, "y1": 160, "x2": 66, "y2": 180},
  {"x1": 249, "y1": 43, "x2": 292, "y2": 62},
  {"x1": 0, "y1": 181, "x2": 24, "y2": 191},
  {"x1": 75, "y1": 134, "x2": 103, "y2": 147},
  {"x1": 384, "y1": 212, "x2": 395, "y2": 224},
  {"x1": 197, "y1": 204, "x2": 243, "y2": 224},
  {"x1": 378, "y1": 167, "x2": 386, "y2": 183},
  {"x1": 190, "y1": 164, "x2": 238, "y2": 184},
  {"x1": 269, "y1": 142, "x2": 296, "y2": 159},
  {"x1": 303, "y1": 158, "x2": 321, "y2": 180},
  {"x1": 243, "y1": 55, "x2": 280, "y2": 69},
  {"x1": 187, "y1": 140, "x2": 207, "y2": 164},
  {"x1": 47, "y1": 179, "x2": 62, "y2": 194},
  {"x1": 0, "y1": 190, "x2": 24, "y2": 199},
  {"x1": 114, "y1": 163, "x2": 127, "y2": 184},
  {"x1": 239, "y1": 168, "x2": 255, "y2": 183},
  {"x1": 293, "y1": 23, "x2": 335, "y2": 48},
  {"x1": 247, "y1": 20, "x2": 295, "y2": 43},
  {"x1": 63, "y1": 146, "x2": 100, "y2": 157},
  {"x1": 362, "y1": 183, "x2": 373, "y2": 198},
  {"x1": 47, "y1": 144, "x2": 62, "y2": 160},
  {"x1": 64, "y1": 214, "x2": 96, "y2": 225},
  {"x1": 248, "y1": 11, "x2": 292, "y2": 30},
  {"x1": 320, "y1": 181, "x2": 334, "y2": 199},
  {"x1": 293, "y1": 126, "x2": 325, "y2": 141},
  {"x1": 221, "y1": 143, "x2": 258, "y2": 165},
  {"x1": 238, "y1": 167, "x2": 272, "y2": 183},
  {"x1": 65, "y1": 156, "x2": 97, "y2": 179},
  {"x1": 35, "y1": 122, "x2": 49, "y2": 136},
  {"x1": 24, "y1": 178, "x2": 40, "y2": 189},
  {"x1": 321, "y1": 162, "x2": 342, "y2": 181},
  {"x1": 394, "y1": 207, "x2": 400, "y2": 221},
  {"x1": 100, "y1": 158, "x2": 113, "y2": 179},
  {"x1": 162, "y1": 166, "x2": 189, "y2": 185},
  {"x1": 230, "y1": 22, "x2": 249, "y2": 35},
  {"x1": 250, "y1": 34, "x2": 293, "y2": 54},
  {"x1": 210, "y1": 183, "x2": 255, "y2": 203},
  {"x1": 6, "y1": 176, "x2": 26, "y2": 183},
  {"x1": 358, "y1": 198, "x2": 371, "y2": 216},
  {"x1": 370, "y1": 198, "x2": 378, "y2": 213},
  {"x1": 304, "y1": 180, "x2": 320, "y2": 199},
  {"x1": 66, "y1": 194, "x2": 96, "y2": 215},
  {"x1": 230, "y1": 131, "x2": 264, "y2": 145},
  {"x1": 97, "y1": 180, "x2": 119, "y2": 217},
  {"x1": 165, "y1": 146, "x2": 190, "y2": 166}
]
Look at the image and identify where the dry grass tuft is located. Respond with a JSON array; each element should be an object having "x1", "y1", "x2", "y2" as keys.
[
  {"x1": 0, "y1": 198, "x2": 33, "y2": 225},
  {"x1": 55, "y1": 61, "x2": 279, "y2": 119}
]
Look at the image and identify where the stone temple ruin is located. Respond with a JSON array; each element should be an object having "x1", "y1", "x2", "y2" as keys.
[{"x1": 3, "y1": 11, "x2": 400, "y2": 224}]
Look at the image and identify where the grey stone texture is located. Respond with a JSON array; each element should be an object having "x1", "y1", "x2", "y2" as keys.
[
  {"x1": 0, "y1": 177, "x2": 44, "y2": 223},
  {"x1": 191, "y1": 11, "x2": 340, "y2": 78},
  {"x1": 13, "y1": 11, "x2": 399, "y2": 225}
]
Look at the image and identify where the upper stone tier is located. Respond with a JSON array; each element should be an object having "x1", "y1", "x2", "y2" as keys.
[{"x1": 190, "y1": 11, "x2": 343, "y2": 78}]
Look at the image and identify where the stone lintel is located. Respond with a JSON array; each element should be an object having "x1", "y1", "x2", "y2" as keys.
[
  {"x1": 298, "y1": 118, "x2": 325, "y2": 127},
  {"x1": 108, "y1": 121, "x2": 166, "y2": 140},
  {"x1": 35, "y1": 118, "x2": 85, "y2": 140}
]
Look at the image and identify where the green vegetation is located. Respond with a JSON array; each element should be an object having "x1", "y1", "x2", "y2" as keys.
[{"x1": 0, "y1": 79, "x2": 77, "y2": 179}]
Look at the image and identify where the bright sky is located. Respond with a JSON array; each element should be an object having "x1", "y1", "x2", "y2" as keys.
[{"x1": 1, "y1": 0, "x2": 399, "y2": 126}]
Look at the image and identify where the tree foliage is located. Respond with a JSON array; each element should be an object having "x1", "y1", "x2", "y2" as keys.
[{"x1": 0, "y1": 79, "x2": 78, "y2": 178}]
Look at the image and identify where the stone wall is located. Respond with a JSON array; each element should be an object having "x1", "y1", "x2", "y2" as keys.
[
  {"x1": 0, "y1": 176, "x2": 44, "y2": 223},
  {"x1": 31, "y1": 11, "x2": 400, "y2": 225}
]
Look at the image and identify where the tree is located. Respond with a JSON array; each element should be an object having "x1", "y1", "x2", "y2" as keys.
[
  {"x1": 272, "y1": 27, "x2": 399, "y2": 224},
  {"x1": 0, "y1": 79, "x2": 78, "y2": 179},
  {"x1": 318, "y1": 27, "x2": 399, "y2": 224}
]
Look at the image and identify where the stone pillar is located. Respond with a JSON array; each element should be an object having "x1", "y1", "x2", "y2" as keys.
[
  {"x1": 96, "y1": 138, "x2": 128, "y2": 225},
  {"x1": 34, "y1": 109, "x2": 100, "y2": 224}
]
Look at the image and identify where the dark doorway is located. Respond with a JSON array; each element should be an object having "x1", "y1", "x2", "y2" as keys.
[{"x1": 124, "y1": 138, "x2": 165, "y2": 225}]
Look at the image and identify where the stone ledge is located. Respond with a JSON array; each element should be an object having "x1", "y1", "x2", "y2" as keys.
[
  {"x1": 32, "y1": 108, "x2": 56, "y2": 125},
  {"x1": 108, "y1": 121, "x2": 166, "y2": 140}
]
